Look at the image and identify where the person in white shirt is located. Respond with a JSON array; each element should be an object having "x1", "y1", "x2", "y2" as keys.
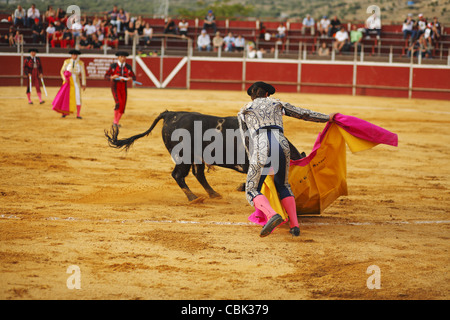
[
  {"x1": 302, "y1": 14, "x2": 315, "y2": 36},
  {"x1": 333, "y1": 26, "x2": 349, "y2": 53},
  {"x1": 423, "y1": 23, "x2": 433, "y2": 48},
  {"x1": 46, "y1": 22, "x2": 56, "y2": 41},
  {"x1": 415, "y1": 13, "x2": 427, "y2": 39},
  {"x1": 178, "y1": 18, "x2": 188, "y2": 37},
  {"x1": 276, "y1": 23, "x2": 286, "y2": 40},
  {"x1": 13, "y1": 5, "x2": 26, "y2": 26},
  {"x1": 142, "y1": 23, "x2": 153, "y2": 46},
  {"x1": 365, "y1": 13, "x2": 381, "y2": 39},
  {"x1": 26, "y1": 4, "x2": 40, "y2": 27},
  {"x1": 247, "y1": 42, "x2": 264, "y2": 59},
  {"x1": 402, "y1": 14, "x2": 416, "y2": 41},
  {"x1": 71, "y1": 20, "x2": 83, "y2": 39},
  {"x1": 84, "y1": 20, "x2": 97, "y2": 38},
  {"x1": 319, "y1": 16, "x2": 330, "y2": 38},
  {"x1": 197, "y1": 29, "x2": 211, "y2": 51}
]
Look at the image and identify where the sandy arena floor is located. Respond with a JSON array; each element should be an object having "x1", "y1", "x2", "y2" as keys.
[{"x1": 0, "y1": 86, "x2": 448, "y2": 300}]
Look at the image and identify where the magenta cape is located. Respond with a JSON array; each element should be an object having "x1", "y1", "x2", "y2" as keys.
[
  {"x1": 52, "y1": 71, "x2": 72, "y2": 115},
  {"x1": 248, "y1": 113, "x2": 398, "y2": 226}
]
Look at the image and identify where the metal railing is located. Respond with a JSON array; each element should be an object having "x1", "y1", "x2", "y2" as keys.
[{"x1": 3, "y1": 30, "x2": 449, "y2": 67}]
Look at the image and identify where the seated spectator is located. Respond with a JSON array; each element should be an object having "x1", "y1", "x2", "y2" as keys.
[
  {"x1": 276, "y1": 23, "x2": 286, "y2": 40},
  {"x1": 108, "y1": 5, "x2": 121, "y2": 31},
  {"x1": 223, "y1": 32, "x2": 235, "y2": 52},
  {"x1": 50, "y1": 33, "x2": 63, "y2": 48},
  {"x1": 135, "y1": 16, "x2": 145, "y2": 35},
  {"x1": 80, "y1": 14, "x2": 87, "y2": 26},
  {"x1": 51, "y1": 23, "x2": 64, "y2": 47},
  {"x1": 26, "y1": 4, "x2": 41, "y2": 27},
  {"x1": 319, "y1": 16, "x2": 330, "y2": 38},
  {"x1": 5, "y1": 26, "x2": 15, "y2": 46},
  {"x1": 407, "y1": 38, "x2": 419, "y2": 58},
  {"x1": 104, "y1": 26, "x2": 119, "y2": 49},
  {"x1": 418, "y1": 33, "x2": 432, "y2": 57},
  {"x1": 14, "y1": 30, "x2": 23, "y2": 47},
  {"x1": 84, "y1": 20, "x2": 97, "y2": 39},
  {"x1": 92, "y1": 15, "x2": 103, "y2": 32},
  {"x1": 333, "y1": 26, "x2": 349, "y2": 53},
  {"x1": 46, "y1": 22, "x2": 56, "y2": 41},
  {"x1": 365, "y1": 11, "x2": 381, "y2": 39},
  {"x1": 423, "y1": 23, "x2": 433, "y2": 48},
  {"x1": 125, "y1": 20, "x2": 138, "y2": 45},
  {"x1": 213, "y1": 31, "x2": 224, "y2": 52},
  {"x1": 142, "y1": 23, "x2": 153, "y2": 46},
  {"x1": 71, "y1": 18, "x2": 83, "y2": 39},
  {"x1": 234, "y1": 34, "x2": 245, "y2": 52},
  {"x1": 258, "y1": 22, "x2": 266, "y2": 40},
  {"x1": 415, "y1": 14, "x2": 427, "y2": 40},
  {"x1": 61, "y1": 27, "x2": 75, "y2": 48},
  {"x1": 402, "y1": 14, "x2": 416, "y2": 42},
  {"x1": 329, "y1": 15, "x2": 341, "y2": 37},
  {"x1": 197, "y1": 29, "x2": 211, "y2": 51},
  {"x1": 163, "y1": 17, "x2": 177, "y2": 35},
  {"x1": 178, "y1": 18, "x2": 189, "y2": 37},
  {"x1": 90, "y1": 33, "x2": 102, "y2": 49},
  {"x1": 79, "y1": 33, "x2": 91, "y2": 49},
  {"x1": 318, "y1": 42, "x2": 330, "y2": 56},
  {"x1": 54, "y1": 20, "x2": 63, "y2": 31},
  {"x1": 31, "y1": 20, "x2": 45, "y2": 43},
  {"x1": 431, "y1": 17, "x2": 441, "y2": 40},
  {"x1": 350, "y1": 24, "x2": 363, "y2": 50},
  {"x1": 247, "y1": 41, "x2": 264, "y2": 59},
  {"x1": 56, "y1": 8, "x2": 67, "y2": 25},
  {"x1": 407, "y1": 35, "x2": 431, "y2": 59},
  {"x1": 302, "y1": 14, "x2": 315, "y2": 36},
  {"x1": 12, "y1": 5, "x2": 26, "y2": 27},
  {"x1": 203, "y1": 10, "x2": 217, "y2": 33},
  {"x1": 45, "y1": 5, "x2": 56, "y2": 24},
  {"x1": 117, "y1": 8, "x2": 129, "y2": 31},
  {"x1": 96, "y1": 29, "x2": 104, "y2": 43}
]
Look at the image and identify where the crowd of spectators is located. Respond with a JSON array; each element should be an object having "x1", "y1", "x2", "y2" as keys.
[
  {"x1": 4, "y1": 4, "x2": 155, "y2": 50},
  {"x1": 1, "y1": 4, "x2": 445, "y2": 59}
]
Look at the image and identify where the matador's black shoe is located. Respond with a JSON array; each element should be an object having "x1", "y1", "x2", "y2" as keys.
[
  {"x1": 260, "y1": 214, "x2": 283, "y2": 238},
  {"x1": 289, "y1": 226, "x2": 300, "y2": 237}
]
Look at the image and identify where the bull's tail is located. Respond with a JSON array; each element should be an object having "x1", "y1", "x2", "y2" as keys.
[{"x1": 105, "y1": 110, "x2": 169, "y2": 151}]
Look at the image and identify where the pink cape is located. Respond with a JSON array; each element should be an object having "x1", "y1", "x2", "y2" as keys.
[
  {"x1": 248, "y1": 113, "x2": 398, "y2": 226},
  {"x1": 52, "y1": 71, "x2": 72, "y2": 115}
]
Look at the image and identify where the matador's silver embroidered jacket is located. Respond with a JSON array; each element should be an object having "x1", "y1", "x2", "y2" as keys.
[
  {"x1": 238, "y1": 97, "x2": 330, "y2": 205},
  {"x1": 237, "y1": 97, "x2": 330, "y2": 142}
]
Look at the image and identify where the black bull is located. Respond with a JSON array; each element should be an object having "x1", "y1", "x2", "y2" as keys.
[{"x1": 105, "y1": 110, "x2": 304, "y2": 202}]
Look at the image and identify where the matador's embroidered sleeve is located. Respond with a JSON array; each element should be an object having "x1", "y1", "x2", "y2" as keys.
[{"x1": 282, "y1": 102, "x2": 330, "y2": 123}]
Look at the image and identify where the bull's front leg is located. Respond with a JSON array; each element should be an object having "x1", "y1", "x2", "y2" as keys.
[
  {"x1": 192, "y1": 163, "x2": 222, "y2": 199},
  {"x1": 171, "y1": 164, "x2": 202, "y2": 202}
]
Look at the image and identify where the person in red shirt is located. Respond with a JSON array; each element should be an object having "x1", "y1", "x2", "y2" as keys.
[
  {"x1": 23, "y1": 48, "x2": 44, "y2": 104},
  {"x1": 104, "y1": 51, "x2": 136, "y2": 127}
]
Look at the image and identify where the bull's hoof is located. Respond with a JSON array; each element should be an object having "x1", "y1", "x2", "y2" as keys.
[
  {"x1": 189, "y1": 196, "x2": 206, "y2": 204},
  {"x1": 209, "y1": 192, "x2": 222, "y2": 199}
]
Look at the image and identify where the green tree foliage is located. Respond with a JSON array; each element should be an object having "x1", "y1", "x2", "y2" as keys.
[{"x1": 177, "y1": 1, "x2": 254, "y2": 19}]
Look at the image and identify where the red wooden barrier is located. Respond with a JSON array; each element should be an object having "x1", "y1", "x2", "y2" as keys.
[{"x1": 1, "y1": 53, "x2": 449, "y2": 101}]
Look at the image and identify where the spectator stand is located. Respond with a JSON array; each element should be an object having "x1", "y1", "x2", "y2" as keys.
[{"x1": 0, "y1": 11, "x2": 449, "y2": 65}]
